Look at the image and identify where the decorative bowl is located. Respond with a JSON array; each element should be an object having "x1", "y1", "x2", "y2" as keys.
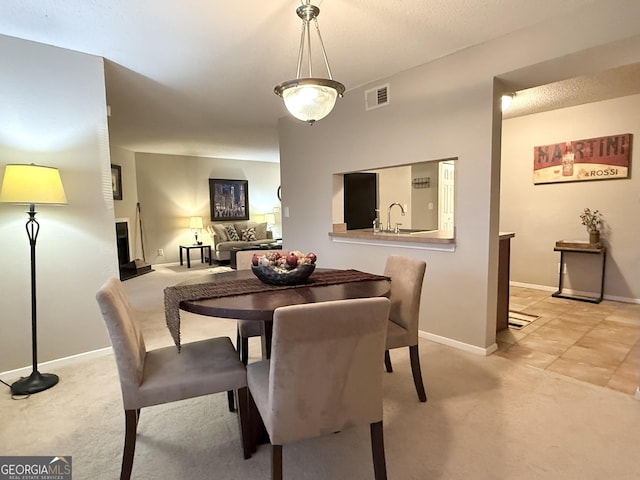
[{"x1": 251, "y1": 263, "x2": 316, "y2": 286}]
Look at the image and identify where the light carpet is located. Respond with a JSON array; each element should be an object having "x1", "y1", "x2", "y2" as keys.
[{"x1": 1, "y1": 263, "x2": 639, "y2": 479}]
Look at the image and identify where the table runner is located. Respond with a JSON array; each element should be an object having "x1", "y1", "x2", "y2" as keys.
[{"x1": 164, "y1": 269, "x2": 390, "y2": 351}]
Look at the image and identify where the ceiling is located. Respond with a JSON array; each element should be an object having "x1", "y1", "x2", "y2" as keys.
[{"x1": 2, "y1": 0, "x2": 639, "y2": 163}]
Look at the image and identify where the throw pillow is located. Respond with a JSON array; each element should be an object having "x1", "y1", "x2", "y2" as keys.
[
  {"x1": 233, "y1": 221, "x2": 249, "y2": 238},
  {"x1": 225, "y1": 225, "x2": 240, "y2": 241},
  {"x1": 211, "y1": 223, "x2": 228, "y2": 241},
  {"x1": 253, "y1": 222, "x2": 268, "y2": 240},
  {"x1": 241, "y1": 227, "x2": 257, "y2": 242}
]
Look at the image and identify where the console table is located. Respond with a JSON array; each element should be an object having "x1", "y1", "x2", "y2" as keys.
[
  {"x1": 179, "y1": 244, "x2": 212, "y2": 268},
  {"x1": 552, "y1": 242, "x2": 606, "y2": 303}
]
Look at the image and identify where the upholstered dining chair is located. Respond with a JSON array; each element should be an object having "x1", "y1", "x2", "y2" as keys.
[
  {"x1": 247, "y1": 297, "x2": 391, "y2": 480},
  {"x1": 96, "y1": 278, "x2": 252, "y2": 480},
  {"x1": 383, "y1": 255, "x2": 428, "y2": 402},
  {"x1": 234, "y1": 249, "x2": 288, "y2": 364}
]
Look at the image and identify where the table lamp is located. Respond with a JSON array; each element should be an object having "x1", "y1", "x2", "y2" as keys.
[
  {"x1": 189, "y1": 216, "x2": 203, "y2": 245},
  {"x1": 0, "y1": 163, "x2": 67, "y2": 395},
  {"x1": 263, "y1": 213, "x2": 275, "y2": 235}
]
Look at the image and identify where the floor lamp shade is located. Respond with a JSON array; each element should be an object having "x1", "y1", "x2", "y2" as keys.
[
  {"x1": 0, "y1": 164, "x2": 67, "y2": 205},
  {"x1": 0, "y1": 163, "x2": 67, "y2": 396}
]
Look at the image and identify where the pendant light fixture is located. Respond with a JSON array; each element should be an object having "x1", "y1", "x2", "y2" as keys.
[
  {"x1": 275, "y1": 0, "x2": 345, "y2": 125},
  {"x1": 501, "y1": 93, "x2": 515, "y2": 112}
]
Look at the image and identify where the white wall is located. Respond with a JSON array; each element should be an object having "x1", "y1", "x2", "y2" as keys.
[
  {"x1": 0, "y1": 35, "x2": 115, "y2": 372},
  {"x1": 501, "y1": 94, "x2": 640, "y2": 301},
  {"x1": 375, "y1": 166, "x2": 411, "y2": 230},
  {"x1": 280, "y1": 68, "x2": 499, "y2": 350},
  {"x1": 411, "y1": 162, "x2": 440, "y2": 230},
  {"x1": 134, "y1": 153, "x2": 281, "y2": 264},
  {"x1": 278, "y1": 5, "x2": 640, "y2": 351},
  {"x1": 111, "y1": 146, "x2": 143, "y2": 259}
]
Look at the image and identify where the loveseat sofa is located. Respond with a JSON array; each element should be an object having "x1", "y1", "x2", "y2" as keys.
[{"x1": 206, "y1": 220, "x2": 274, "y2": 262}]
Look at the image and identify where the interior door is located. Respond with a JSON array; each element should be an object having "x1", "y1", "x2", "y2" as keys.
[{"x1": 438, "y1": 162, "x2": 455, "y2": 232}]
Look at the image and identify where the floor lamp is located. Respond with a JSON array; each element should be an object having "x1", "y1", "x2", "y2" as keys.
[{"x1": 0, "y1": 164, "x2": 67, "y2": 395}]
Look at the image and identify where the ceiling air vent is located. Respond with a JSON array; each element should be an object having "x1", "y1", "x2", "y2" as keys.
[{"x1": 365, "y1": 84, "x2": 390, "y2": 111}]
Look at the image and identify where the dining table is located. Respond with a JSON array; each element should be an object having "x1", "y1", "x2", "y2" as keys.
[{"x1": 165, "y1": 268, "x2": 391, "y2": 358}]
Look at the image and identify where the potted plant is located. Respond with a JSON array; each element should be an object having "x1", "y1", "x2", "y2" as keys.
[{"x1": 579, "y1": 208, "x2": 603, "y2": 244}]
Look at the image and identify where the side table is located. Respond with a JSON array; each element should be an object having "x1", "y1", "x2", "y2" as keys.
[
  {"x1": 552, "y1": 242, "x2": 606, "y2": 303},
  {"x1": 179, "y1": 244, "x2": 212, "y2": 268}
]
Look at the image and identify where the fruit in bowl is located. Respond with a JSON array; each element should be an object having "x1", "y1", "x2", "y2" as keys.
[{"x1": 251, "y1": 250, "x2": 317, "y2": 285}]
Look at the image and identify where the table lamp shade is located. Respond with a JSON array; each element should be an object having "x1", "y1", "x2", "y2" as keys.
[
  {"x1": 189, "y1": 216, "x2": 203, "y2": 229},
  {"x1": 0, "y1": 164, "x2": 67, "y2": 205}
]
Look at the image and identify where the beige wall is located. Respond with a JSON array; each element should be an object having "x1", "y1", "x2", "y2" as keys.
[
  {"x1": 501, "y1": 94, "x2": 640, "y2": 301},
  {"x1": 134, "y1": 153, "x2": 280, "y2": 264},
  {"x1": 0, "y1": 35, "x2": 115, "y2": 372},
  {"x1": 278, "y1": 6, "x2": 640, "y2": 351}
]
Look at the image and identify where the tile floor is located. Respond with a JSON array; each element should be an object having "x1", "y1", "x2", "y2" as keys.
[{"x1": 497, "y1": 285, "x2": 640, "y2": 395}]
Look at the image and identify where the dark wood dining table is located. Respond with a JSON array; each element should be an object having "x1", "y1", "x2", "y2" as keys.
[{"x1": 176, "y1": 268, "x2": 391, "y2": 358}]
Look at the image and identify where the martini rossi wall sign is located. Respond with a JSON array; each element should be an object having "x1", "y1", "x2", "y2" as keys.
[{"x1": 533, "y1": 133, "x2": 632, "y2": 184}]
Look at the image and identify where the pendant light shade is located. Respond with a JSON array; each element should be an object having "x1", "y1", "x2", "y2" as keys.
[
  {"x1": 275, "y1": 1, "x2": 345, "y2": 125},
  {"x1": 276, "y1": 78, "x2": 344, "y2": 123}
]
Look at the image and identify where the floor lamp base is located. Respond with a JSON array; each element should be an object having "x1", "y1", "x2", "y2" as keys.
[{"x1": 11, "y1": 371, "x2": 59, "y2": 395}]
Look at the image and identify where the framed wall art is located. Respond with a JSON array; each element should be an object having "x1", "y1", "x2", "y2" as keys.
[
  {"x1": 111, "y1": 164, "x2": 123, "y2": 200},
  {"x1": 209, "y1": 178, "x2": 249, "y2": 221},
  {"x1": 533, "y1": 133, "x2": 632, "y2": 184}
]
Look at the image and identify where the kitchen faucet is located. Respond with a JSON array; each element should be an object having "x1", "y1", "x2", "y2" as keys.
[{"x1": 387, "y1": 202, "x2": 406, "y2": 232}]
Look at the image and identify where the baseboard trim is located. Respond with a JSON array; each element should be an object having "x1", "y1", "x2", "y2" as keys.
[
  {"x1": 419, "y1": 330, "x2": 498, "y2": 356},
  {"x1": 1, "y1": 347, "x2": 113, "y2": 382},
  {"x1": 510, "y1": 281, "x2": 640, "y2": 305},
  {"x1": 510, "y1": 281, "x2": 556, "y2": 292}
]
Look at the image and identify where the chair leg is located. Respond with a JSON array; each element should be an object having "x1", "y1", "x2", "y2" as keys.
[
  {"x1": 241, "y1": 336, "x2": 249, "y2": 365},
  {"x1": 248, "y1": 389, "x2": 268, "y2": 450},
  {"x1": 236, "y1": 387, "x2": 253, "y2": 459},
  {"x1": 409, "y1": 344, "x2": 427, "y2": 402},
  {"x1": 227, "y1": 390, "x2": 236, "y2": 412},
  {"x1": 370, "y1": 421, "x2": 387, "y2": 480},
  {"x1": 384, "y1": 349, "x2": 393, "y2": 372},
  {"x1": 121, "y1": 409, "x2": 139, "y2": 480},
  {"x1": 236, "y1": 324, "x2": 251, "y2": 366},
  {"x1": 272, "y1": 444, "x2": 283, "y2": 480}
]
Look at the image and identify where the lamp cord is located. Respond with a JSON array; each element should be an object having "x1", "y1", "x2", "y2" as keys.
[{"x1": 0, "y1": 378, "x2": 30, "y2": 399}]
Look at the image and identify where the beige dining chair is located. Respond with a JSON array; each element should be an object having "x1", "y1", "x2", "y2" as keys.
[
  {"x1": 247, "y1": 297, "x2": 391, "y2": 480},
  {"x1": 383, "y1": 255, "x2": 428, "y2": 402},
  {"x1": 96, "y1": 278, "x2": 252, "y2": 480},
  {"x1": 234, "y1": 249, "x2": 288, "y2": 364}
]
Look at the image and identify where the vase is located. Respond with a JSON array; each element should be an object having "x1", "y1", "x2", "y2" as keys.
[{"x1": 589, "y1": 231, "x2": 600, "y2": 245}]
